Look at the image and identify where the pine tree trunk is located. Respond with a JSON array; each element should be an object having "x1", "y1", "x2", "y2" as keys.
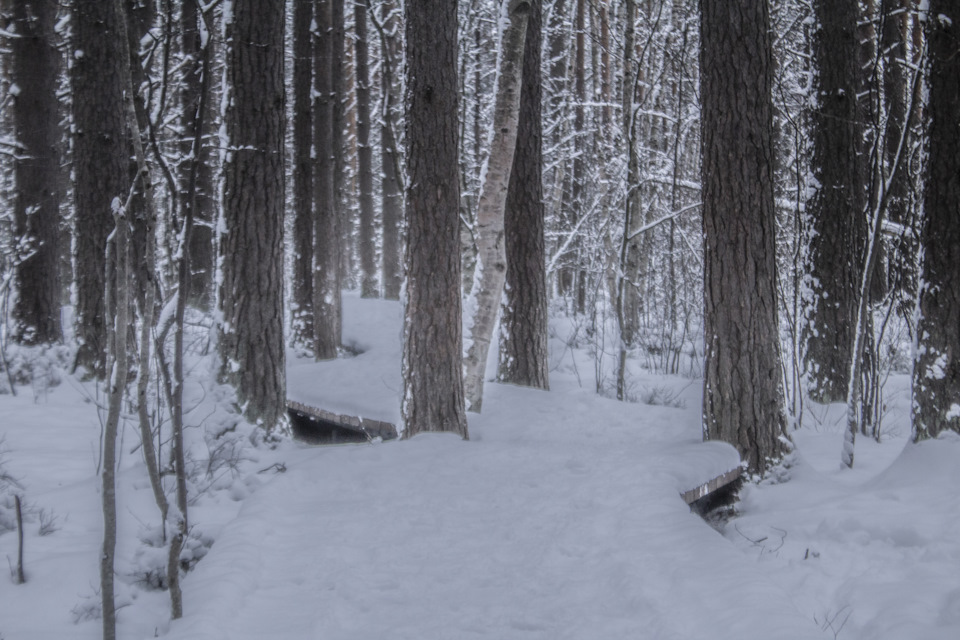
[
  {"x1": 378, "y1": 0, "x2": 403, "y2": 301},
  {"x1": 291, "y1": 0, "x2": 315, "y2": 348},
  {"x1": 355, "y1": 0, "x2": 378, "y2": 298},
  {"x1": 802, "y1": 0, "x2": 867, "y2": 403},
  {"x1": 70, "y1": 0, "x2": 131, "y2": 376},
  {"x1": 313, "y1": 0, "x2": 343, "y2": 359},
  {"x1": 700, "y1": 0, "x2": 787, "y2": 475},
  {"x1": 402, "y1": 0, "x2": 468, "y2": 439},
  {"x1": 180, "y1": 0, "x2": 215, "y2": 309},
  {"x1": 463, "y1": 0, "x2": 531, "y2": 413},
  {"x1": 880, "y1": 0, "x2": 913, "y2": 300},
  {"x1": 498, "y1": 0, "x2": 549, "y2": 391},
  {"x1": 219, "y1": 0, "x2": 287, "y2": 432},
  {"x1": 332, "y1": 0, "x2": 351, "y2": 288},
  {"x1": 10, "y1": 0, "x2": 61, "y2": 346},
  {"x1": 913, "y1": 0, "x2": 960, "y2": 441}
]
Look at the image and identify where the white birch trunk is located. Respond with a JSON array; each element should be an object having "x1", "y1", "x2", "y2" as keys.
[{"x1": 463, "y1": 0, "x2": 531, "y2": 413}]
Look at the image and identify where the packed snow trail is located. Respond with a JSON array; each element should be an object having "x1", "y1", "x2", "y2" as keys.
[{"x1": 166, "y1": 383, "x2": 814, "y2": 640}]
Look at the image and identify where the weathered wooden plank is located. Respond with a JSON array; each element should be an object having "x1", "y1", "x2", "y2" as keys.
[
  {"x1": 286, "y1": 400, "x2": 399, "y2": 441},
  {"x1": 680, "y1": 467, "x2": 742, "y2": 505}
]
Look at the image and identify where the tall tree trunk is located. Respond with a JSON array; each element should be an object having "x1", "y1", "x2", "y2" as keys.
[
  {"x1": 498, "y1": 0, "x2": 549, "y2": 391},
  {"x1": 314, "y1": 0, "x2": 343, "y2": 359},
  {"x1": 10, "y1": 0, "x2": 61, "y2": 346},
  {"x1": 180, "y1": 0, "x2": 215, "y2": 308},
  {"x1": 880, "y1": 0, "x2": 913, "y2": 299},
  {"x1": 913, "y1": 0, "x2": 960, "y2": 441},
  {"x1": 355, "y1": 0, "x2": 377, "y2": 298},
  {"x1": 100, "y1": 198, "x2": 130, "y2": 640},
  {"x1": 402, "y1": 0, "x2": 468, "y2": 439},
  {"x1": 332, "y1": 0, "x2": 351, "y2": 287},
  {"x1": 377, "y1": 0, "x2": 403, "y2": 301},
  {"x1": 70, "y1": 0, "x2": 132, "y2": 376},
  {"x1": 291, "y1": 0, "x2": 314, "y2": 348},
  {"x1": 463, "y1": 0, "x2": 531, "y2": 413},
  {"x1": 616, "y1": 0, "x2": 640, "y2": 401},
  {"x1": 802, "y1": 0, "x2": 867, "y2": 402},
  {"x1": 570, "y1": 0, "x2": 586, "y2": 312},
  {"x1": 219, "y1": 0, "x2": 287, "y2": 432},
  {"x1": 700, "y1": 0, "x2": 787, "y2": 475}
]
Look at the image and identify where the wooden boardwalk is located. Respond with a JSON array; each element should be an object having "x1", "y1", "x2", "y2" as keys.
[
  {"x1": 287, "y1": 400, "x2": 398, "y2": 442},
  {"x1": 287, "y1": 399, "x2": 741, "y2": 508}
]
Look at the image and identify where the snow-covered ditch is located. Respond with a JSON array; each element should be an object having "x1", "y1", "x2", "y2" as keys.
[{"x1": 1, "y1": 294, "x2": 958, "y2": 639}]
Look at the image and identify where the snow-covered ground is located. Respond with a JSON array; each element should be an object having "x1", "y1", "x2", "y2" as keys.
[{"x1": 1, "y1": 295, "x2": 959, "y2": 639}]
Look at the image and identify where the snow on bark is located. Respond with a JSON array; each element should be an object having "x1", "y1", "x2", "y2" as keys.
[{"x1": 463, "y1": 0, "x2": 531, "y2": 413}]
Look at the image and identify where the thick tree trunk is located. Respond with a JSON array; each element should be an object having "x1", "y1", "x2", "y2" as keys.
[
  {"x1": 463, "y1": 0, "x2": 531, "y2": 413},
  {"x1": 700, "y1": 0, "x2": 787, "y2": 475},
  {"x1": 913, "y1": 0, "x2": 960, "y2": 441},
  {"x1": 355, "y1": 0, "x2": 377, "y2": 298},
  {"x1": 10, "y1": 0, "x2": 61, "y2": 346},
  {"x1": 378, "y1": 0, "x2": 403, "y2": 301},
  {"x1": 498, "y1": 0, "x2": 549, "y2": 391},
  {"x1": 291, "y1": 0, "x2": 314, "y2": 348},
  {"x1": 802, "y1": 0, "x2": 867, "y2": 402},
  {"x1": 402, "y1": 0, "x2": 468, "y2": 439},
  {"x1": 70, "y1": 0, "x2": 131, "y2": 376},
  {"x1": 880, "y1": 0, "x2": 913, "y2": 299},
  {"x1": 219, "y1": 0, "x2": 287, "y2": 432},
  {"x1": 313, "y1": 0, "x2": 342, "y2": 359}
]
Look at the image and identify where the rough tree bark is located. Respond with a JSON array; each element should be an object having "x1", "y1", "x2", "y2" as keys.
[
  {"x1": 10, "y1": 0, "x2": 61, "y2": 346},
  {"x1": 913, "y1": 1, "x2": 960, "y2": 441},
  {"x1": 700, "y1": 0, "x2": 787, "y2": 475},
  {"x1": 463, "y1": 0, "x2": 531, "y2": 413},
  {"x1": 313, "y1": 0, "x2": 342, "y2": 359},
  {"x1": 376, "y1": 0, "x2": 403, "y2": 301},
  {"x1": 802, "y1": 0, "x2": 867, "y2": 403},
  {"x1": 219, "y1": 0, "x2": 287, "y2": 432},
  {"x1": 355, "y1": 0, "x2": 377, "y2": 298},
  {"x1": 402, "y1": 0, "x2": 468, "y2": 439},
  {"x1": 291, "y1": 0, "x2": 314, "y2": 348},
  {"x1": 498, "y1": 0, "x2": 549, "y2": 391},
  {"x1": 70, "y1": 0, "x2": 131, "y2": 376},
  {"x1": 180, "y1": 0, "x2": 215, "y2": 308}
]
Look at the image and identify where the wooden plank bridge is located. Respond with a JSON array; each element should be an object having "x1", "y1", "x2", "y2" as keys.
[{"x1": 287, "y1": 399, "x2": 741, "y2": 509}]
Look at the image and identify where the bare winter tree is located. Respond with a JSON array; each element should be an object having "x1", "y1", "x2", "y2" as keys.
[
  {"x1": 219, "y1": 0, "x2": 287, "y2": 432},
  {"x1": 700, "y1": 0, "x2": 787, "y2": 475},
  {"x1": 9, "y1": 0, "x2": 61, "y2": 346},
  {"x1": 802, "y1": 0, "x2": 867, "y2": 402},
  {"x1": 355, "y1": 0, "x2": 377, "y2": 298},
  {"x1": 291, "y1": 0, "x2": 314, "y2": 348},
  {"x1": 463, "y1": 0, "x2": 531, "y2": 412},
  {"x1": 70, "y1": 0, "x2": 132, "y2": 376},
  {"x1": 498, "y1": 0, "x2": 549, "y2": 391},
  {"x1": 913, "y1": 0, "x2": 960, "y2": 441},
  {"x1": 313, "y1": 0, "x2": 343, "y2": 359},
  {"x1": 180, "y1": 0, "x2": 215, "y2": 308},
  {"x1": 375, "y1": 0, "x2": 403, "y2": 300},
  {"x1": 402, "y1": 0, "x2": 468, "y2": 439}
]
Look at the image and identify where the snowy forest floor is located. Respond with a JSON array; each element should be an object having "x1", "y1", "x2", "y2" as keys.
[{"x1": 2, "y1": 294, "x2": 959, "y2": 639}]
